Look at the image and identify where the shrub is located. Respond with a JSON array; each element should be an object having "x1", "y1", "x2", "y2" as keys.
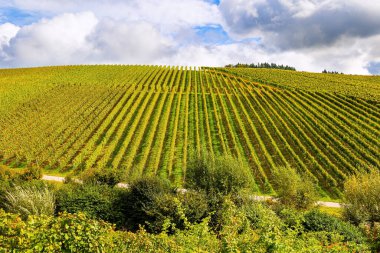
[
  {"x1": 2, "y1": 183, "x2": 55, "y2": 219},
  {"x1": 0, "y1": 165, "x2": 23, "y2": 181},
  {"x1": 176, "y1": 190, "x2": 209, "y2": 224},
  {"x1": 343, "y1": 170, "x2": 380, "y2": 224},
  {"x1": 0, "y1": 210, "x2": 117, "y2": 252},
  {"x1": 272, "y1": 166, "x2": 318, "y2": 210},
  {"x1": 55, "y1": 182, "x2": 127, "y2": 227},
  {"x1": 122, "y1": 176, "x2": 173, "y2": 232},
  {"x1": 19, "y1": 166, "x2": 42, "y2": 181},
  {"x1": 303, "y1": 209, "x2": 365, "y2": 243},
  {"x1": 80, "y1": 167, "x2": 125, "y2": 186},
  {"x1": 343, "y1": 170, "x2": 380, "y2": 251},
  {"x1": 111, "y1": 218, "x2": 221, "y2": 253},
  {"x1": 277, "y1": 208, "x2": 305, "y2": 232},
  {"x1": 0, "y1": 205, "x2": 371, "y2": 252},
  {"x1": 242, "y1": 200, "x2": 282, "y2": 232},
  {"x1": 185, "y1": 152, "x2": 255, "y2": 196}
]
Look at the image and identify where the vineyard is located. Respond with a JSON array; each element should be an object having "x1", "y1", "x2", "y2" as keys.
[
  {"x1": 0, "y1": 65, "x2": 379, "y2": 197},
  {"x1": 221, "y1": 67, "x2": 380, "y2": 102}
]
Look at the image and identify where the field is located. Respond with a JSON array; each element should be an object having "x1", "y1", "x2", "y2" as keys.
[
  {"x1": 221, "y1": 67, "x2": 380, "y2": 102},
  {"x1": 0, "y1": 65, "x2": 379, "y2": 197}
]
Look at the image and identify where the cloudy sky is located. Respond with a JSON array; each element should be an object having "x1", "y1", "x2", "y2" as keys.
[{"x1": 0, "y1": 0, "x2": 379, "y2": 74}]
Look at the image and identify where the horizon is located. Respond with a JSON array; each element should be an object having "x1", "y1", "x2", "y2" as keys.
[
  {"x1": 0, "y1": 0, "x2": 380, "y2": 75},
  {"x1": 1, "y1": 64, "x2": 379, "y2": 77}
]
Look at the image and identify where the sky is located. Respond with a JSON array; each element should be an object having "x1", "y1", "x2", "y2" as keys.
[{"x1": 0, "y1": 0, "x2": 379, "y2": 74}]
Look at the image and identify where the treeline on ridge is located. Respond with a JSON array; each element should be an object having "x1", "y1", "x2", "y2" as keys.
[{"x1": 226, "y1": 62, "x2": 296, "y2": 71}]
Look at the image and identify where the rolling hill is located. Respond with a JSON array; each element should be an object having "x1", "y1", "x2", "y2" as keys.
[{"x1": 0, "y1": 65, "x2": 378, "y2": 197}]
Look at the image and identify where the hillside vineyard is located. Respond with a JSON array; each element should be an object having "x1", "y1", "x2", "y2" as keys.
[{"x1": 0, "y1": 65, "x2": 379, "y2": 196}]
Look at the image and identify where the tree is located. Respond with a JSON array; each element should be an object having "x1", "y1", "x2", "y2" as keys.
[
  {"x1": 185, "y1": 152, "x2": 255, "y2": 196},
  {"x1": 343, "y1": 170, "x2": 380, "y2": 225},
  {"x1": 272, "y1": 167, "x2": 318, "y2": 210}
]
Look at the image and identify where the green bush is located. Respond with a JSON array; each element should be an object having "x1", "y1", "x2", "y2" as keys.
[
  {"x1": 176, "y1": 190, "x2": 209, "y2": 225},
  {"x1": 80, "y1": 167, "x2": 125, "y2": 186},
  {"x1": 0, "y1": 210, "x2": 117, "y2": 252},
  {"x1": 303, "y1": 209, "x2": 365, "y2": 243},
  {"x1": 0, "y1": 165, "x2": 42, "y2": 183},
  {"x1": 2, "y1": 183, "x2": 55, "y2": 219},
  {"x1": 0, "y1": 165, "x2": 23, "y2": 181},
  {"x1": 110, "y1": 218, "x2": 220, "y2": 253},
  {"x1": 277, "y1": 208, "x2": 305, "y2": 232},
  {"x1": 122, "y1": 176, "x2": 173, "y2": 232},
  {"x1": 80, "y1": 168, "x2": 125, "y2": 186},
  {"x1": 0, "y1": 180, "x2": 12, "y2": 208},
  {"x1": 185, "y1": 152, "x2": 255, "y2": 195},
  {"x1": 0, "y1": 202, "x2": 372, "y2": 252},
  {"x1": 19, "y1": 166, "x2": 42, "y2": 181},
  {"x1": 57, "y1": 177, "x2": 209, "y2": 232},
  {"x1": 55, "y1": 182, "x2": 127, "y2": 227},
  {"x1": 241, "y1": 200, "x2": 282, "y2": 232},
  {"x1": 343, "y1": 170, "x2": 380, "y2": 224},
  {"x1": 272, "y1": 166, "x2": 318, "y2": 210},
  {"x1": 343, "y1": 170, "x2": 380, "y2": 251}
]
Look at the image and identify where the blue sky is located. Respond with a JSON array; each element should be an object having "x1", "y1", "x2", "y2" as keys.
[
  {"x1": 0, "y1": 0, "x2": 379, "y2": 74},
  {"x1": 194, "y1": 25, "x2": 231, "y2": 45},
  {"x1": 0, "y1": 7, "x2": 41, "y2": 25}
]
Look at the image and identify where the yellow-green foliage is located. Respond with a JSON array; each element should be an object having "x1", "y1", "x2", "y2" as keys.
[
  {"x1": 272, "y1": 166, "x2": 318, "y2": 210},
  {"x1": 0, "y1": 204, "x2": 371, "y2": 252},
  {"x1": 0, "y1": 210, "x2": 116, "y2": 252},
  {"x1": 0, "y1": 65, "x2": 379, "y2": 198},
  {"x1": 318, "y1": 206, "x2": 343, "y2": 218},
  {"x1": 3, "y1": 184, "x2": 55, "y2": 219},
  {"x1": 222, "y1": 67, "x2": 380, "y2": 101},
  {"x1": 343, "y1": 170, "x2": 380, "y2": 224},
  {"x1": 185, "y1": 152, "x2": 256, "y2": 195},
  {"x1": 0, "y1": 165, "x2": 24, "y2": 180}
]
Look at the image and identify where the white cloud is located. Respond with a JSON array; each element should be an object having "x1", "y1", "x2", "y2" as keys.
[
  {"x1": 165, "y1": 34, "x2": 380, "y2": 74},
  {"x1": 88, "y1": 19, "x2": 175, "y2": 64},
  {"x1": 0, "y1": 12, "x2": 177, "y2": 67},
  {"x1": 3, "y1": 12, "x2": 97, "y2": 66},
  {"x1": 280, "y1": 0, "x2": 319, "y2": 18},
  {"x1": 218, "y1": 0, "x2": 380, "y2": 73},
  {"x1": 0, "y1": 22, "x2": 20, "y2": 60},
  {"x1": 6, "y1": 0, "x2": 221, "y2": 33},
  {"x1": 0, "y1": 0, "x2": 380, "y2": 74},
  {"x1": 219, "y1": 0, "x2": 380, "y2": 48}
]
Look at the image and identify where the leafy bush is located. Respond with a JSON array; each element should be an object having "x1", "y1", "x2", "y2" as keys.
[
  {"x1": 277, "y1": 208, "x2": 305, "y2": 232},
  {"x1": 241, "y1": 200, "x2": 282, "y2": 232},
  {"x1": 0, "y1": 165, "x2": 43, "y2": 183},
  {"x1": 57, "y1": 176, "x2": 209, "y2": 233},
  {"x1": 343, "y1": 170, "x2": 380, "y2": 224},
  {"x1": 55, "y1": 182, "x2": 127, "y2": 227},
  {"x1": 272, "y1": 166, "x2": 318, "y2": 210},
  {"x1": 110, "y1": 217, "x2": 220, "y2": 253},
  {"x1": 2, "y1": 183, "x2": 55, "y2": 219},
  {"x1": 0, "y1": 165, "x2": 23, "y2": 181},
  {"x1": 80, "y1": 167, "x2": 125, "y2": 186},
  {"x1": 0, "y1": 210, "x2": 117, "y2": 252},
  {"x1": 176, "y1": 190, "x2": 209, "y2": 224},
  {"x1": 122, "y1": 176, "x2": 173, "y2": 232},
  {"x1": 19, "y1": 166, "x2": 42, "y2": 181},
  {"x1": 0, "y1": 202, "x2": 372, "y2": 252},
  {"x1": 303, "y1": 209, "x2": 365, "y2": 243},
  {"x1": 0, "y1": 181, "x2": 10, "y2": 203},
  {"x1": 343, "y1": 170, "x2": 380, "y2": 251},
  {"x1": 185, "y1": 152, "x2": 255, "y2": 195},
  {"x1": 0, "y1": 163, "x2": 374, "y2": 252}
]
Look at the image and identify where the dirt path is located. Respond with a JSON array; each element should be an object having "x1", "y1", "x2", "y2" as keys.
[
  {"x1": 41, "y1": 175, "x2": 342, "y2": 208},
  {"x1": 42, "y1": 175, "x2": 66, "y2": 182}
]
